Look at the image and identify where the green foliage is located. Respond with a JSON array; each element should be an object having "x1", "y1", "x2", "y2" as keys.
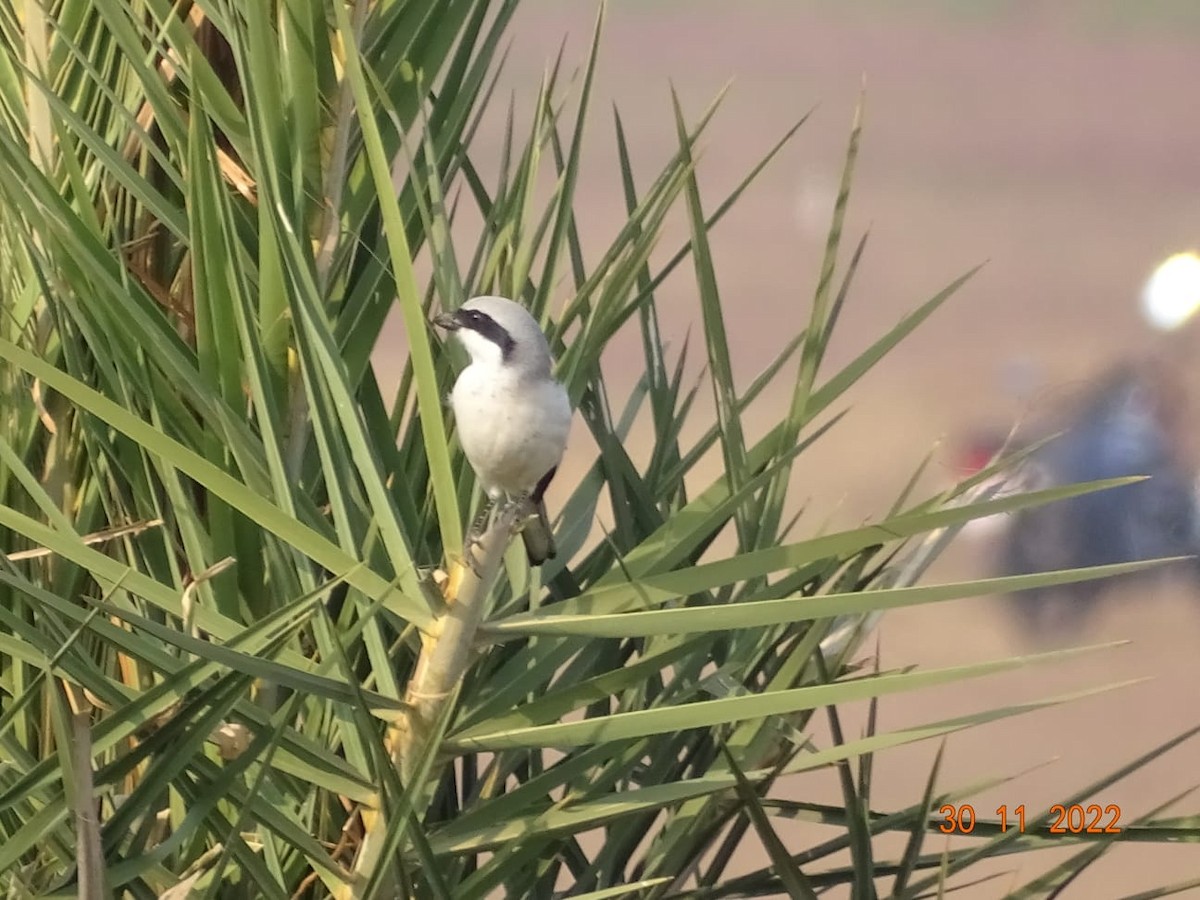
[{"x1": 0, "y1": 0, "x2": 1195, "y2": 897}]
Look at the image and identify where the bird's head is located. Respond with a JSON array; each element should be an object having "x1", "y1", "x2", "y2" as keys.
[{"x1": 434, "y1": 295, "x2": 554, "y2": 375}]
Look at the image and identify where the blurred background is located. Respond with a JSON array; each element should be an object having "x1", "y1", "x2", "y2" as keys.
[{"x1": 386, "y1": 1, "x2": 1200, "y2": 893}]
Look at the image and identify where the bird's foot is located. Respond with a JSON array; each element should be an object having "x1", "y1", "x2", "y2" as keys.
[
  {"x1": 461, "y1": 500, "x2": 500, "y2": 576},
  {"x1": 462, "y1": 531, "x2": 486, "y2": 576},
  {"x1": 468, "y1": 499, "x2": 497, "y2": 542},
  {"x1": 511, "y1": 491, "x2": 536, "y2": 523}
]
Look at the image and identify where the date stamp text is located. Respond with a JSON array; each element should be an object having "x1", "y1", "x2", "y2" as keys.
[{"x1": 937, "y1": 803, "x2": 1123, "y2": 835}]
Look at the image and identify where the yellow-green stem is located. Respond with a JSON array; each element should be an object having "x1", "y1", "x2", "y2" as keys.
[{"x1": 349, "y1": 505, "x2": 519, "y2": 895}]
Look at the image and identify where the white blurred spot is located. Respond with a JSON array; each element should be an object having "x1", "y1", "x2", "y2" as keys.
[
  {"x1": 793, "y1": 168, "x2": 838, "y2": 239},
  {"x1": 1141, "y1": 251, "x2": 1200, "y2": 331}
]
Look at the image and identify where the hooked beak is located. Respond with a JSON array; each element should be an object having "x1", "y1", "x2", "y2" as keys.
[{"x1": 432, "y1": 310, "x2": 460, "y2": 331}]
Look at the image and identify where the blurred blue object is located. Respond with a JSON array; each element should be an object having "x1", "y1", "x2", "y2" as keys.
[{"x1": 989, "y1": 361, "x2": 1200, "y2": 632}]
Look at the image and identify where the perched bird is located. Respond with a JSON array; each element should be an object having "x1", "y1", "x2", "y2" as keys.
[
  {"x1": 978, "y1": 361, "x2": 1200, "y2": 632},
  {"x1": 433, "y1": 296, "x2": 572, "y2": 564}
]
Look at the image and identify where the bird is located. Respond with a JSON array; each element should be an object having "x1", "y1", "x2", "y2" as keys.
[
  {"x1": 978, "y1": 361, "x2": 1200, "y2": 633},
  {"x1": 433, "y1": 295, "x2": 572, "y2": 565}
]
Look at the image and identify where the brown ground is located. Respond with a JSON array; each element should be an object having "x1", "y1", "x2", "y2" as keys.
[{"x1": 399, "y1": 3, "x2": 1200, "y2": 895}]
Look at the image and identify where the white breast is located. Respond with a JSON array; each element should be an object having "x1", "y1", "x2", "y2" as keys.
[{"x1": 450, "y1": 364, "x2": 571, "y2": 498}]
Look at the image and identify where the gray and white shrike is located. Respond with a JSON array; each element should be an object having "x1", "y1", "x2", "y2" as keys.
[{"x1": 433, "y1": 296, "x2": 572, "y2": 564}]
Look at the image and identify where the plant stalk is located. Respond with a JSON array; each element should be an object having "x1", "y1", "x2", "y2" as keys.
[
  {"x1": 350, "y1": 504, "x2": 518, "y2": 893},
  {"x1": 399, "y1": 504, "x2": 515, "y2": 781}
]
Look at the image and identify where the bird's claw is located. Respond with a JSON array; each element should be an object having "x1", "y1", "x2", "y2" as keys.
[
  {"x1": 468, "y1": 500, "x2": 496, "y2": 543},
  {"x1": 462, "y1": 532, "x2": 485, "y2": 576},
  {"x1": 511, "y1": 491, "x2": 536, "y2": 523}
]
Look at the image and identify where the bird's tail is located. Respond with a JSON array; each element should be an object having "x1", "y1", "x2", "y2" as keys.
[
  {"x1": 520, "y1": 466, "x2": 559, "y2": 565},
  {"x1": 520, "y1": 497, "x2": 557, "y2": 565}
]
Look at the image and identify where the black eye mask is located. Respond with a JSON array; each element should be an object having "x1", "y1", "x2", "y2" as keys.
[{"x1": 456, "y1": 308, "x2": 516, "y2": 361}]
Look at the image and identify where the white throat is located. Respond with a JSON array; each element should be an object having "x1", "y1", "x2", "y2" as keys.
[{"x1": 455, "y1": 327, "x2": 509, "y2": 370}]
